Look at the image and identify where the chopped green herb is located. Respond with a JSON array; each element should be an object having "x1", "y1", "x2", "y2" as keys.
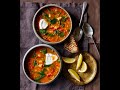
[
  {"x1": 55, "y1": 30, "x2": 60, "y2": 34},
  {"x1": 47, "y1": 8, "x2": 53, "y2": 14},
  {"x1": 40, "y1": 48, "x2": 47, "y2": 54},
  {"x1": 46, "y1": 33, "x2": 55, "y2": 37},
  {"x1": 57, "y1": 11, "x2": 61, "y2": 15},
  {"x1": 34, "y1": 74, "x2": 45, "y2": 82},
  {"x1": 47, "y1": 8, "x2": 51, "y2": 12},
  {"x1": 67, "y1": 29, "x2": 70, "y2": 32},
  {"x1": 34, "y1": 77, "x2": 41, "y2": 82},
  {"x1": 50, "y1": 18, "x2": 57, "y2": 24},
  {"x1": 44, "y1": 65, "x2": 51, "y2": 67},
  {"x1": 57, "y1": 59, "x2": 61, "y2": 62},
  {"x1": 55, "y1": 30, "x2": 64, "y2": 37},
  {"x1": 38, "y1": 70, "x2": 45, "y2": 75},
  {"x1": 44, "y1": 13, "x2": 49, "y2": 18},
  {"x1": 61, "y1": 23, "x2": 65, "y2": 27},
  {"x1": 61, "y1": 16, "x2": 68, "y2": 22},
  {"x1": 35, "y1": 70, "x2": 45, "y2": 82},
  {"x1": 33, "y1": 60, "x2": 37, "y2": 66},
  {"x1": 39, "y1": 29, "x2": 47, "y2": 34},
  {"x1": 43, "y1": 12, "x2": 51, "y2": 22},
  {"x1": 59, "y1": 32, "x2": 64, "y2": 37},
  {"x1": 32, "y1": 51, "x2": 36, "y2": 58}
]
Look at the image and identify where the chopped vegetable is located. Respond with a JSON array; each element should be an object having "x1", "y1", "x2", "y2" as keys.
[
  {"x1": 59, "y1": 32, "x2": 64, "y2": 37},
  {"x1": 33, "y1": 60, "x2": 37, "y2": 66},
  {"x1": 46, "y1": 33, "x2": 55, "y2": 37},
  {"x1": 47, "y1": 8, "x2": 53, "y2": 14},
  {"x1": 61, "y1": 23, "x2": 65, "y2": 27},
  {"x1": 35, "y1": 72, "x2": 45, "y2": 82},
  {"x1": 57, "y1": 59, "x2": 61, "y2": 62},
  {"x1": 55, "y1": 30, "x2": 64, "y2": 37},
  {"x1": 50, "y1": 18, "x2": 57, "y2": 24},
  {"x1": 40, "y1": 48, "x2": 47, "y2": 54},
  {"x1": 38, "y1": 70, "x2": 45, "y2": 75},
  {"x1": 32, "y1": 51, "x2": 36, "y2": 58},
  {"x1": 61, "y1": 16, "x2": 68, "y2": 22},
  {"x1": 43, "y1": 12, "x2": 51, "y2": 22},
  {"x1": 67, "y1": 29, "x2": 70, "y2": 32},
  {"x1": 39, "y1": 29, "x2": 47, "y2": 34},
  {"x1": 44, "y1": 65, "x2": 51, "y2": 67},
  {"x1": 35, "y1": 70, "x2": 46, "y2": 82}
]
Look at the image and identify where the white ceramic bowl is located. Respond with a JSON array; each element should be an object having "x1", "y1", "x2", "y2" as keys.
[
  {"x1": 32, "y1": 4, "x2": 72, "y2": 44},
  {"x1": 22, "y1": 44, "x2": 62, "y2": 85}
]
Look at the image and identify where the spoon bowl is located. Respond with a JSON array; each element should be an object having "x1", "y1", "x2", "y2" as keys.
[
  {"x1": 73, "y1": 1, "x2": 87, "y2": 42},
  {"x1": 82, "y1": 23, "x2": 93, "y2": 38},
  {"x1": 82, "y1": 22, "x2": 100, "y2": 57}
]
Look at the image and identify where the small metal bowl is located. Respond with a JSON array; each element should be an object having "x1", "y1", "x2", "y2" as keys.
[
  {"x1": 32, "y1": 4, "x2": 72, "y2": 44},
  {"x1": 22, "y1": 44, "x2": 62, "y2": 85}
]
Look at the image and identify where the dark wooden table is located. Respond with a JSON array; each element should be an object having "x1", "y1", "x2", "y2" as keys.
[{"x1": 20, "y1": 0, "x2": 100, "y2": 90}]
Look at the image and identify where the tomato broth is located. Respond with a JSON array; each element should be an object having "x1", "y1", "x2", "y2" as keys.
[
  {"x1": 25, "y1": 46, "x2": 61, "y2": 83},
  {"x1": 35, "y1": 6, "x2": 71, "y2": 42}
]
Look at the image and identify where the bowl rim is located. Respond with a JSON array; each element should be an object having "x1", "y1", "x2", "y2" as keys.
[
  {"x1": 22, "y1": 44, "x2": 62, "y2": 85},
  {"x1": 32, "y1": 3, "x2": 72, "y2": 44}
]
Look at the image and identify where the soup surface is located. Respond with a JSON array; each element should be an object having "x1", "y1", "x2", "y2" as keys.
[
  {"x1": 25, "y1": 47, "x2": 61, "y2": 83},
  {"x1": 35, "y1": 6, "x2": 71, "y2": 42}
]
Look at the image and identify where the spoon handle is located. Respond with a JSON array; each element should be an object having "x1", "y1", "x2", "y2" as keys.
[
  {"x1": 79, "y1": 1, "x2": 87, "y2": 27},
  {"x1": 90, "y1": 37, "x2": 100, "y2": 58}
]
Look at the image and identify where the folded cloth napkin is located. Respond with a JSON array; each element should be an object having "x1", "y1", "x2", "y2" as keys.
[{"x1": 20, "y1": 2, "x2": 87, "y2": 90}]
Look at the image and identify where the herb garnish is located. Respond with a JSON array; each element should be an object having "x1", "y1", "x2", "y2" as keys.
[
  {"x1": 39, "y1": 29, "x2": 47, "y2": 34},
  {"x1": 50, "y1": 18, "x2": 57, "y2": 24},
  {"x1": 33, "y1": 60, "x2": 37, "y2": 66},
  {"x1": 32, "y1": 51, "x2": 36, "y2": 58},
  {"x1": 40, "y1": 48, "x2": 47, "y2": 54},
  {"x1": 34, "y1": 72, "x2": 45, "y2": 82},
  {"x1": 55, "y1": 30, "x2": 64, "y2": 37}
]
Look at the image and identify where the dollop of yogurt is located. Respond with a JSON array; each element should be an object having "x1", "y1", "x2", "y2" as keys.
[
  {"x1": 45, "y1": 53, "x2": 58, "y2": 65},
  {"x1": 39, "y1": 19, "x2": 48, "y2": 29}
]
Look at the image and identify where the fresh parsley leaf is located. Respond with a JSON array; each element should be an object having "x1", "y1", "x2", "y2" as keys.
[
  {"x1": 33, "y1": 60, "x2": 37, "y2": 66},
  {"x1": 40, "y1": 48, "x2": 47, "y2": 54},
  {"x1": 55, "y1": 30, "x2": 64, "y2": 37},
  {"x1": 67, "y1": 29, "x2": 70, "y2": 32},
  {"x1": 34, "y1": 77, "x2": 41, "y2": 82},
  {"x1": 61, "y1": 23, "x2": 65, "y2": 27},
  {"x1": 38, "y1": 70, "x2": 45, "y2": 75},
  {"x1": 46, "y1": 33, "x2": 54, "y2": 37},
  {"x1": 43, "y1": 12, "x2": 51, "y2": 22},
  {"x1": 34, "y1": 74, "x2": 45, "y2": 82},
  {"x1": 32, "y1": 51, "x2": 36, "y2": 58},
  {"x1": 55, "y1": 30, "x2": 60, "y2": 34},
  {"x1": 59, "y1": 32, "x2": 64, "y2": 37},
  {"x1": 61, "y1": 16, "x2": 68, "y2": 22},
  {"x1": 50, "y1": 18, "x2": 57, "y2": 24},
  {"x1": 44, "y1": 65, "x2": 51, "y2": 67},
  {"x1": 57, "y1": 59, "x2": 61, "y2": 62},
  {"x1": 35, "y1": 70, "x2": 46, "y2": 82},
  {"x1": 47, "y1": 8, "x2": 53, "y2": 14},
  {"x1": 39, "y1": 29, "x2": 47, "y2": 34}
]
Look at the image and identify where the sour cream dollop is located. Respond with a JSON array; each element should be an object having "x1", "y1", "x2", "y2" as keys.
[
  {"x1": 45, "y1": 53, "x2": 58, "y2": 65},
  {"x1": 39, "y1": 19, "x2": 48, "y2": 29}
]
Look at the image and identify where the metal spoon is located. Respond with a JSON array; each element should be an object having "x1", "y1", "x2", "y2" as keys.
[
  {"x1": 82, "y1": 22, "x2": 100, "y2": 57},
  {"x1": 73, "y1": 1, "x2": 87, "y2": 42}
]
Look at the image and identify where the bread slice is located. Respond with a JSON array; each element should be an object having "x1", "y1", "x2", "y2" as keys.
[{"x1": 64, "y1": 35, "x2": 79, "y2": 53}]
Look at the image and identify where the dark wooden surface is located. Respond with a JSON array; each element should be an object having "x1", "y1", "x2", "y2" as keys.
[{"x1": 20, "y1": 0, "x2": 100, "y2": 90}]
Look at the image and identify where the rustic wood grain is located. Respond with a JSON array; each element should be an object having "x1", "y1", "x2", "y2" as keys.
[{"x1": 88, "y1": 43, "x2": 100, "y2": 90}]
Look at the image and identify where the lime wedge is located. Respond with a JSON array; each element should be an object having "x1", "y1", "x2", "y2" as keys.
[
  {"x1": 68, "y1": 69, "x2": 80, "y2": 82},
  {"x1": 78, "y1": 61, "x2": 87, "y2": 73},
  {"x1": 76, "y1": 54, "x2": 83, "y2": 70},
  {"x1": 62, "y1": 57, "x2": 76, "y2": 64}
]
